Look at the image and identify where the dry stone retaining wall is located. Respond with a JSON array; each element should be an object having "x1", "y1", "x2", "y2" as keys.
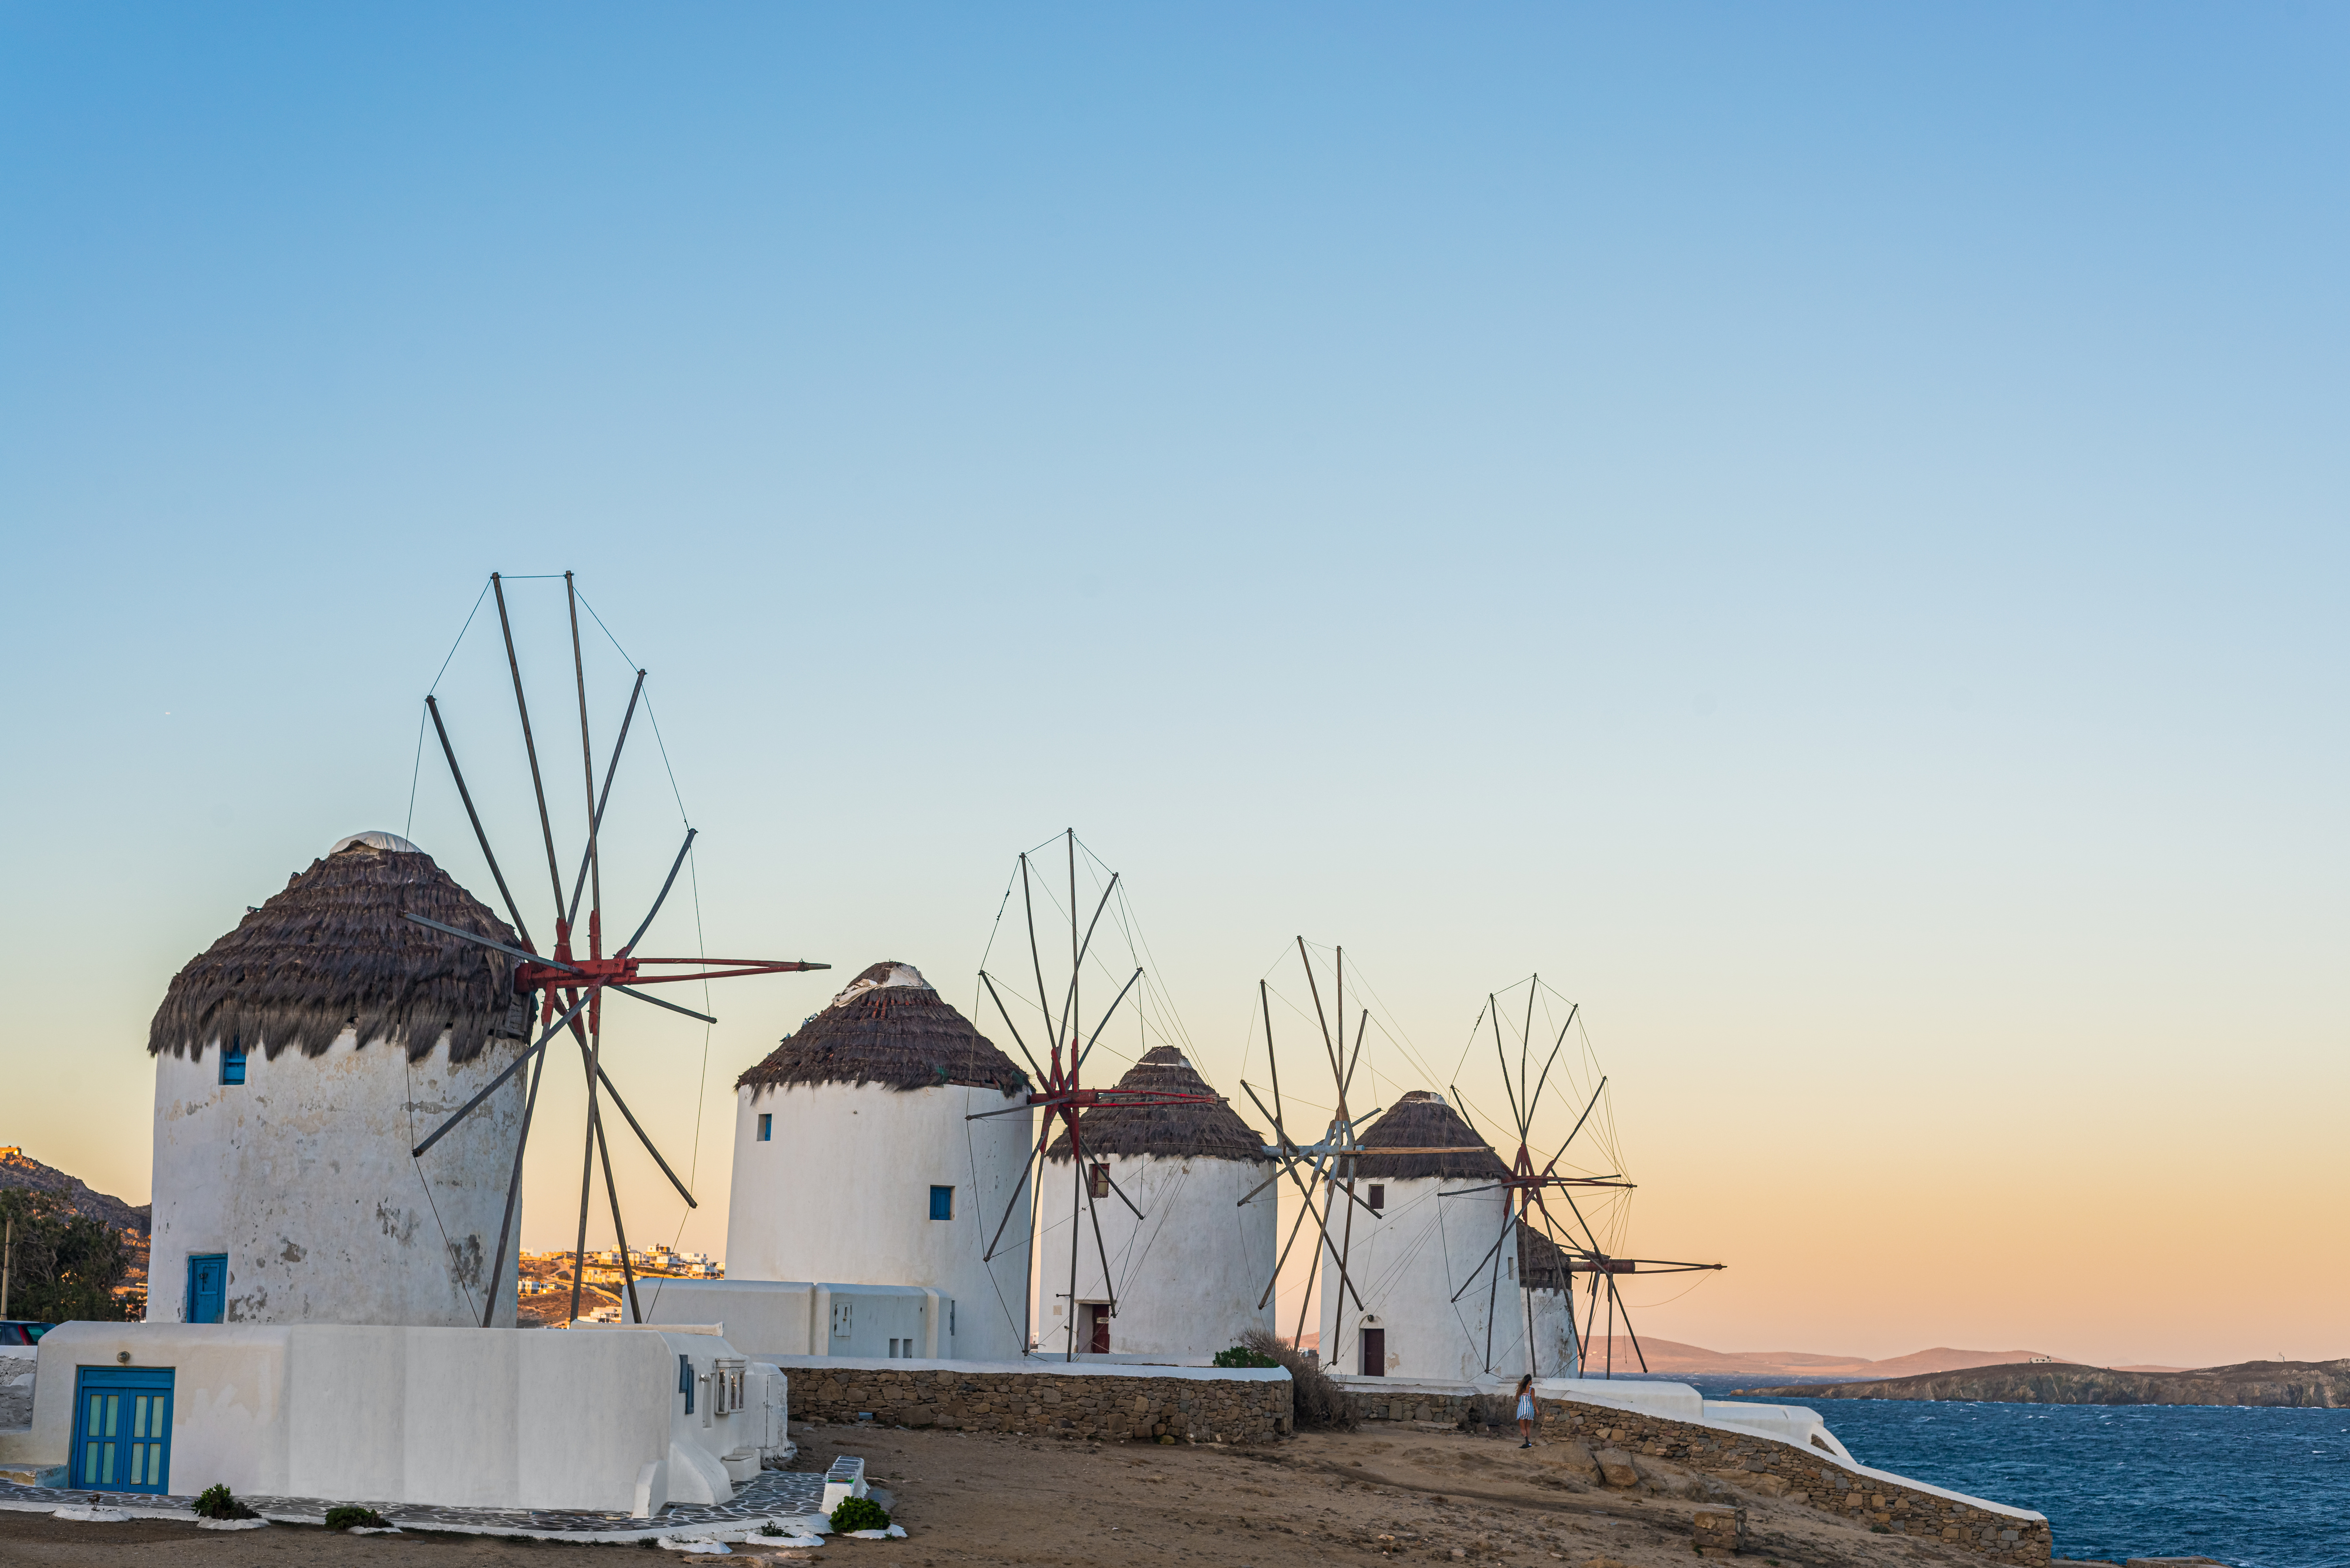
[
  {"x1": 1352, "y1": 1389, "x2": 2052, "y2": 1565},
  {"x1": 790, "y1": 1365, "x2": 1291, "y2": 1445}
]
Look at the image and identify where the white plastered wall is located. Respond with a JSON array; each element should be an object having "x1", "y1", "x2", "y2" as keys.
[
  {"x1": 149, "y1": 1027, "x2": 526, "y2": 1329},
  {"x1": 725, "y1": 1081, "x2": 1030, "y2": 1361},
  {"x1": 638, "y1": 1280, "x2": 952, "y2": 1363},
  {"x1": 18, "y1": 1321, "x2": 785, "y2": 1514},
  {"x1": 1319, "y1": 1176, "x2": 1540, "y2": 1381},
  {"x1": 1035, "y1": 1153, "x2": 1276, "y2": 1359}
]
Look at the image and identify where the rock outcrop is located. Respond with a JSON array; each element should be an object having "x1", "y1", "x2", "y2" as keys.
[{"x1": 1739, "y1": 1358, "x2": 2350, "y2": 1407}]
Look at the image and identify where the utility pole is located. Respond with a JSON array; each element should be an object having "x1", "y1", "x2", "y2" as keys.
[{"x1": 2, "y1": 1217, "x2": 12, "y2": 1319}]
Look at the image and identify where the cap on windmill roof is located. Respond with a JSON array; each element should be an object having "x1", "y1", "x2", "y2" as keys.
[
  {"x1": 148, "y1": 834, "x2": 528, "y2": 1065},
  {"x1": 1045, "y1": 1045, "x2": 1270, "y2": 1162},
  {"x1": 1352, "y1": 1090, "x2": 1512, "y2": 1181},
  {"x1": 736, "y1": 961, "x2": 1029, "y2": 1096},
  {"x1": 329, "y1": 830, "x2": 422, "y2": 855}
]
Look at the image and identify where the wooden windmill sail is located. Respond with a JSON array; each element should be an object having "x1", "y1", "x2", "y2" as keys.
[
  {"x1": 1443, "y1": 975, "x2": 1723, "y2": 1379},
  {"x1": 966, "y1": 830, "x2": 1218, "y2": 1361},
  {"x1": 1230, "y1": 938, "x2": 1389, "y2": 1359},
  {"x1": 402, "y1": 571, "x2": 830, "y2": 1327}
]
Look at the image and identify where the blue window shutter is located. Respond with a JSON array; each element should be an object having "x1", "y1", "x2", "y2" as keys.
[
  {"x1": 929, "y1": 1186, "x2": 953, "y2": 1221},
  {"x1": 757, "y1": 1114, "x2": 771, "y2": 1142},
  {"x1": 679, "y1": 1354, "x2": 694, "y2": 1414},
  {"x1": 219, "y1": 1037, "x2": 246, "y2": 1086}
]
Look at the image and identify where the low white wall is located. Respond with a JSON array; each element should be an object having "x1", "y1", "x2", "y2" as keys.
[
  {"x1": 1335, "y1": 1373, "x2": 1865, "y2": 1477},
  {"x1": 639, "y1": 1280, "x2": 950, "y2": 1363},
  {"x1": 20, "y1": 1321, "x2": 786, "y2": 1514}
]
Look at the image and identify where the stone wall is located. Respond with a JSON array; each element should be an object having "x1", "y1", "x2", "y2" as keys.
[
  {"x1": 1350, "y1": 1390, "x2": 2052, "y2": 1565},
  {"x1": 0, "y1": 1354, "x2": 32, "y2": 1431},
  {"x1": 789, "y1": 1365, "x2": 1292, "y2": 1445}
]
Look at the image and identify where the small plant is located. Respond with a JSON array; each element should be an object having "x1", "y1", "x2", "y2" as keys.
[
  {"x1": 325, "y1": 1505, "x2": 390, "y2": 1531},
  {"x1": 759, "y1": 1523, "x2": 789, "y2": 1537},
  {"x1": 1212, "y1": 1344, "x2": 1279, "y2": 1369},
  {"x1": 830, "y1": 1495, "x2": 892, "y2": 1533},
  {"x1": 192, "y1": 1484, "x2": 257, "y2": 1521}
]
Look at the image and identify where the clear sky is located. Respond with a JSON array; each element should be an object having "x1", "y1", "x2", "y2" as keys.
[{"x1": 2, "y1": 4, "x2": 2342, "y2": 1370}]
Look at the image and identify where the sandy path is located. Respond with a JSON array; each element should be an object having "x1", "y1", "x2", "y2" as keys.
[{"x1": 0, "y1": 1422, "x2": 2027, "y2": 1568}]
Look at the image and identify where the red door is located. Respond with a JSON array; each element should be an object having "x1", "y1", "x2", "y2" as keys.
[
  {"x1": 1089, "y1": 1305, "x2": 1112, "y2": 1354},
  {"x1": 1360, "y1": 1328, "x2": 1386, "y2": 1376}
]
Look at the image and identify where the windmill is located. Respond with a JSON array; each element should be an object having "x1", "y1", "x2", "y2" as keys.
[
  {"x1": 401, "y1": 571, "x2": 830, "y2": 1328},
  {"x1": 1229, "y1": 938, "x2": 1387, "y2": 1360},
  {"x1": 1239, "y1": 938, "x2": 1573, "y2": 1378},
  {"x1": 965, "y1": 830, "x2": 1219, "y2": 1361},
  {"x1": 1442, "y1": 975, "x2": 1724, "y2": 1379}
]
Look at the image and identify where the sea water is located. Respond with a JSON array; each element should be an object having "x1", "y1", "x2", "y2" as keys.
[{"x1": 1649, "y1": 1376, "x2": 2348, "y2": 1567}]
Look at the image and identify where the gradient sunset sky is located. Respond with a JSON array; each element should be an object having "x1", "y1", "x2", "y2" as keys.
[{"x1": 2, "y1": 4, "x2": 2342, "y2": 1370}]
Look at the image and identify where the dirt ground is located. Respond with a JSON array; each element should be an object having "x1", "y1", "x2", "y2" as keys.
[{"x1": 0, "y1": 1422, "x2": 2045, "y2": 1568}]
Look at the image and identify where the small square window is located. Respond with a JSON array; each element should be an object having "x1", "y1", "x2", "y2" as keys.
[
  {"x1": 929, "y1": 1185, "x2": 953, "y2": 1221},
  {"x1": 1367, "y1": 1183, "x2": 1385, "y2": 1213},
  {"x1": 756, "y1": 1113, "x2": 772, "y2": 1142},
  {"x1": 1089, "y1": 1163, "x2": 1110, "y2": 1200},
  {"x1": 219, "y1": 1039, "x2": 246, "y2": 1087}
]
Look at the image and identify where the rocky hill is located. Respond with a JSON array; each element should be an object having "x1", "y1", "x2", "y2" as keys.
[
  {"x1": 1582, "y1": 1337, "x2": 2063, "y2": 1379},
  {"x1": 1738, "y1": 1358, "x2": 2350, "y2": 1407},
  {"x1": 0, "y1": 1147, "x2": 149, "y2": 1236}
]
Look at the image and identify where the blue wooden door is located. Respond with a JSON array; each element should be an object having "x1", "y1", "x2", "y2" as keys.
[
  {"x1": 186, "y1": 1255, "x2": 226, "y2": 1323},
  {"x1": 71, "y1": 1366, "x2": 175, "y2": 1494}
]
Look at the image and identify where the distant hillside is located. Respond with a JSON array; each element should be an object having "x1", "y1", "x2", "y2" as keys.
[
  {"x1": 1580, "y1": 1338, "x2": 2062, "y2": 1379},
  {"x1": 1736, "y1": 1359, "x2": 2350, "y2": 1408},
  {"x1": 0, "y1": 1147, "x2": 149, "y2": 1236}
]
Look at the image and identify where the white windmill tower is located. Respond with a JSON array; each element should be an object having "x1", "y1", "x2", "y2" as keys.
[
  {"x1": 146, "y1": 830, "x2": 535, "y2": 1328},
  {"x1": 722, "y1": 960, "x2": 1036, "y2": 1362},
  {"x1": 1036, "y1": 1045, "x2": 1277, "y2": 1358}
]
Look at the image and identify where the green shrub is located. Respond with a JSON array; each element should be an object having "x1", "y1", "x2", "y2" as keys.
[
  {"x1": 0, "y1": 1191, "x2": 134, "y2": 1323},
  {"x1": 324, "y1": 1505, "x2": 389, "y2": 1531},
  {"x1": 830, "y1": 1496, "x2": 891, "y2": 1533},
  {"x1": 1211, "y1": 1345, "x2": 1280, "y2": 1369},
  {"x1": 192, "y1": 1484, "x2": 256, "y2": 1520}
]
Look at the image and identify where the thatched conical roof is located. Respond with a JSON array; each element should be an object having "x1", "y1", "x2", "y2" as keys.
[
  {"x1": 148, "y1": 836, "x2": 528, "y2": 1065},
  {"x1": 736, "y1": 961, "x2": 1028, "y2": 1097},
  {"x1": 1045, "y1": 1046, "x2": 1269, "y2": 1163},
  {"x1": 1352, "y1": 1091, "x2": 1511, "y2": 1181},
  {"x1": 1518, "y1": 1222, "x2": 1574, "y2": 1291}
]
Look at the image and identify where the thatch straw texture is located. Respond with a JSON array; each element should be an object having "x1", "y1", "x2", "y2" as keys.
[
  {"x1": 1044, "y1": 1046, "x2": 1269, "y2": 1162},
  {"x1": 1518, "y1": 1221, "x2": 1574, "y2": 1291},
  {"x1": 147, "y1": 840, "x2": 526, "y2": 1065},
  {"x1": 1351, "y1": 1091, "x2": 1510, "y2": 1181},
  {"x1": 736, "y1": 961, "x2": 1029, "y2": 1097}
]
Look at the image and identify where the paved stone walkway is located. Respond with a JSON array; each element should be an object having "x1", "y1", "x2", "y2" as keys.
[{"x1": 0, "y1": 1467, "x2": 834, "y2": 1542}]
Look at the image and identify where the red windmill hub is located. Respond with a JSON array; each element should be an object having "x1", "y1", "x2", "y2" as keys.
[{"x1": 405, "y1": 570, "x2": 830, "y2": 1330}]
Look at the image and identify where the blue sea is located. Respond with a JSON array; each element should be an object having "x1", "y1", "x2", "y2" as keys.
[{"x1": 1647, "y1": 1376, "x2": 2349, "y2": 1568}]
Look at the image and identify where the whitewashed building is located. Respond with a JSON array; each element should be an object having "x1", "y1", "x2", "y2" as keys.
[
  {"x1": 146, "y1": 832, "x2": 533, "y2": 1329},
  {"x1": 723, "y1": 962, "x2": 1032, "y2": 1362},
  {"x1": 1036, "y1": 1046, "x2": 1276, "y2": 1359},
  {"x1": 1319, "y1": 1091, "x2": 1557, "y2": 1381}
]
